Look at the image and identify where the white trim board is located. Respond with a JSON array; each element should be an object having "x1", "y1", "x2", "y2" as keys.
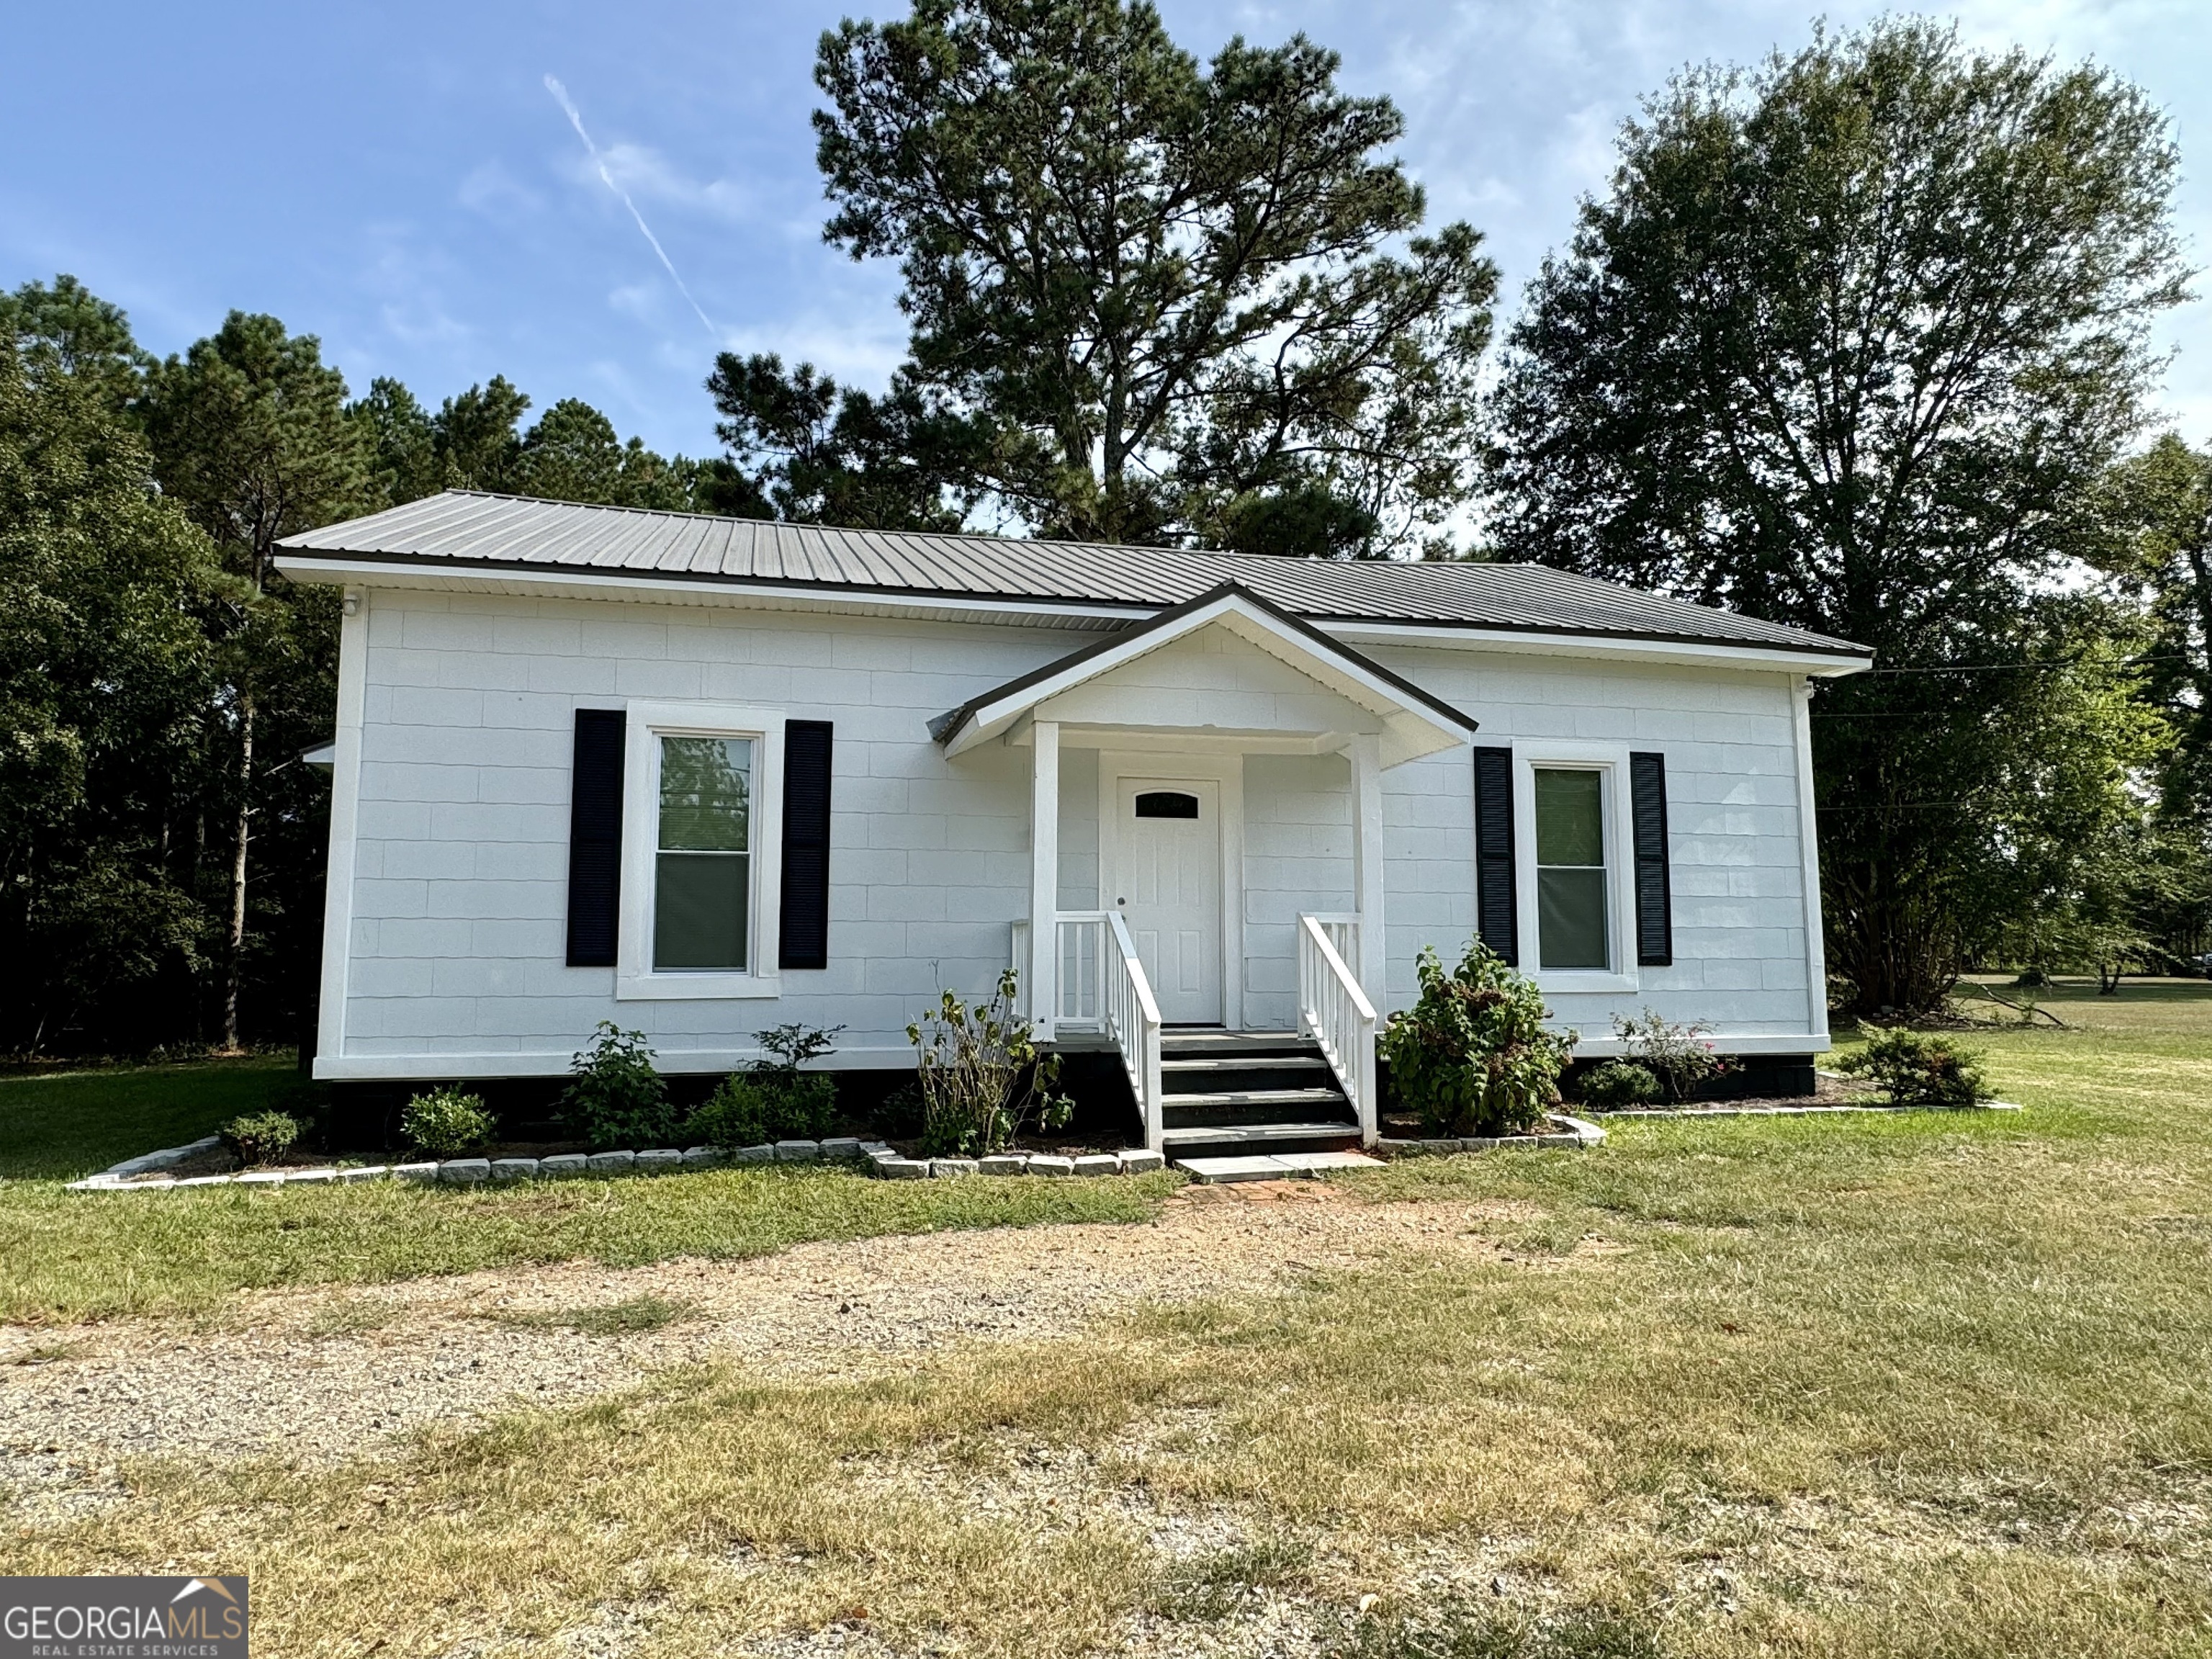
[
  {"x1": 313, "y1": 588, "x2": 372, "y2": 1074},
  {"x1": 276, "y1": 553, "x2": 1871, "y2": 676}
]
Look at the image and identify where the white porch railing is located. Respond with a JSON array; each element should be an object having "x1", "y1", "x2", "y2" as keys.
[
  {"x1": 1102, "y1": 912, "x2": 1166, "y2": 1151},
  {"x1": 1298, "y1": 912, "x2": 1378, "y2": 1148},
  {"x1": 1010, "y1": 912, "x2": 1163, "y2": 1148}
]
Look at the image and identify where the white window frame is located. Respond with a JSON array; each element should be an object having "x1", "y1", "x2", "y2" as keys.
[
  {"x1": 617, "y1": 701, "x2": 786, "y2": 1001},
  {"x1": 1513, "y1": 741, "x2": 1640, "y2": 994}
]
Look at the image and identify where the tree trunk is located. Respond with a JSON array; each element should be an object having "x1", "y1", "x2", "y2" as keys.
[{"x1": 221, "y1": 690, "x2": 254, "y2": 1052}]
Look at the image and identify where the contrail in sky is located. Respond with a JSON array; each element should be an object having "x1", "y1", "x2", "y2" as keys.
[{"x1": 544, "y1": 73, "x2": 719, "y2": 341}]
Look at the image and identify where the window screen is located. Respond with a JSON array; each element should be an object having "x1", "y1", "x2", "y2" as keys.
[
  {"x1": 654, "y1": 735, "x2": 752, "y2": 971},
  {"x1": 1534, "y1": 768, "x2": 1608, "y2": 971},
  {"x1": 1133, "y1": 791, "x2": 1200, "y2": 819}
]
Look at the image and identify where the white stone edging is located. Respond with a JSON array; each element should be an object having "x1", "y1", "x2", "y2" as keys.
[
  {"x1": 1376, "y1": 1113, "x2": 1606, "y2": 1159},
  {"x1": 68, "y1": 1135, "x2": 1172, "y2": 1193},
  {"x1": 861, "y1": 1143, "x2": 1168, "y2": 1179},
  {"x1": 1588, "y1": 1100, "x2": 2024, "y2": 1119}
]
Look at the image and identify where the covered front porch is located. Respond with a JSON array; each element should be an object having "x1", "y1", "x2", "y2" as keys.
[{"x1": 931, "y1": 583, "x2": 1481, "y2": 1155}]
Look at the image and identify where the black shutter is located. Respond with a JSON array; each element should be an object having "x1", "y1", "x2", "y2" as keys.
[
  {"x1": 565, "y1": 709, "x2": 626, "y2": 967},
  {"x1": 1629, "y1": 751, "x2": 1673, "y2": 967},
  {"x1": 1472, "y1": 746, "x2": 1518, "y2": 965},
  {"x1": 779, "y1": 720, "x2": 835, "y2": 970}
]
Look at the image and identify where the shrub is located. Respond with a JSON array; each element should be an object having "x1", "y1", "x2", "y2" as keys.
[
  {"x1": 873, "y1": 1079, "x2": 926, "y2": 1140},
  {"x1": 221, "y1": 1110, "x2": 300, "y2": 1167},
  {"x1": 1611, "y1": 1008, "x2": 1730, "y2": 1102},
  {"x1": 1578, "y1": 1059, "x2": 1660, "y2": 1110},
  {"x1": 1840, "y1": 1026, "x2": 1990, "y2": 1107},
  {"x1": 400, "y1": 1087, "x2": 495, "y2": 1155},
  {"x1": 688, "y1": 1023, "x2": 843, "y2": 1147},
  {"x1": 1378, "y1": 940, "x2": 1576, "y2": 1137},
  {"x1": 562, "y1": 1022, "x2": 674, "y2": 1149},
  {"x1": 907, "y1": 968, "x2": 1071, "y2": 1156}
]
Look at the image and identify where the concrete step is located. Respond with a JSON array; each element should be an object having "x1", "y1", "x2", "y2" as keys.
[{"x1": 1174, "y1": 1149, "x2": 1385, "y2": 1184}]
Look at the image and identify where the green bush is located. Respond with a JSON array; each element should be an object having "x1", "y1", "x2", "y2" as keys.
[
  {"x1": 400, "y1": 1087, "x2": 495, "y2": 1155},
  {"x1": 1611, "y1": 1008, "x2": 1730, "y2": 1102},
  {"x1": 1840, "y1": 1026, "x2": 1990, "y2": 1107},
  {"x1": 220, "y1": 1110, "x2": 301, "y2": 1167},
  {"x1": 562, "y1": 1022, "x2": 675, "y2": 1149},
  {"x1": 688, "y1": 1072, "x2": 837, "y2": 1147},
  {"x1": 1377, "y1": 940, "x2": 1576, "y2": 1137},
  {"x1": 1577, "y1": 1059, "x2": 1660, "y2": 1110},
  {"x1": 687, "y1": 1023, "x2": 843, "y2": 1148}
]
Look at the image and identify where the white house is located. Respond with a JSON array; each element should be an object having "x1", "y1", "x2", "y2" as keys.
[{"x1": 279, "y1": 491, "x2": 1871, "y2": 1156}]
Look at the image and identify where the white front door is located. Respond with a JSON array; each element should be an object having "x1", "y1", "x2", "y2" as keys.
[{"x1": 1113, "y1": 778, "x2": 1223, "y2": 1024}]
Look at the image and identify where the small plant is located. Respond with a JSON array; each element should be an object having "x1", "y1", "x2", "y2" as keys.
[
  {"x1": 400, "y1": 1086, "x2": 495, "y2": 1155},
  {"x1": 1378, "y1": 940, "x2": 1576, "y2": 1137},
  {"x1": 220, "y1": 1110, "x2": 301, "y2": 1167},
  {"x1": 1577, "y1": 1059, "x2": 1660, "y2": 1110},
  {"x1": 907, "y1": 968, "x2": 1071, "y2": 1157},
  {"x1": 688, "y1": 1022, "x2": 844, "y2": 1147},
  {"x1": 1611, "y1": 1008, "x2": 1730, "y2": 1102},
  {"x1": 873, "y1": 1079, "x2": 927, "y2": 1140},
  {"x1": 1840, "y1": 1026, "x2": 1990, "y2": 1108},
  {"x1": 562, "y1": 1022, "x2": 675, "y2": 1149}
]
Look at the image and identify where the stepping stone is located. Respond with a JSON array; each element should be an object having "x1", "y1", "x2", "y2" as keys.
[{"x1": 1174, "y1": 1150, "x2": 1385, "y2": 1184}]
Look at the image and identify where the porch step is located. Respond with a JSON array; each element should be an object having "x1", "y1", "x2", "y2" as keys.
[
  {"x1": 1158, "y1": 1030, "x2": 1310, "y2": 1058},
  {"x1": 1161, "y1": 1121, "x2": 1364, "y2": 1153},
  {"x1": 1161, "y1": 1055, "x2": 1328, "y2": 1074},
  {"x1": 1164, "y1": 1087, "x2": 1346, "y2": 1111}
]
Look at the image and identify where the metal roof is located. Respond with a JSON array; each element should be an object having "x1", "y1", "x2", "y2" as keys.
[{"x1": 276, "y1": 490, "x2": 1871, "y2": 659}]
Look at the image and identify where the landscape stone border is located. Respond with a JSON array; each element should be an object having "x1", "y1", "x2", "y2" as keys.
[
  {"x1": 1375, "y1": 1112, "x2": 1606, "y2": 1159},
  {"x1": 1588, "y1": 1100, "x2": 2023, "y2": 1119},
  {"x1": 67, "y1": 1135, "x2": 1169, "y2": 1192},
  {"x1": 863, "y1": 1143, "x2": 1165, "y2": 1179}
]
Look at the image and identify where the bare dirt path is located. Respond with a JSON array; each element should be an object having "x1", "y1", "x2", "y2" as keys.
[{"x1": 1, "y1": 1183, "x2": 1553, "y2": 1478}]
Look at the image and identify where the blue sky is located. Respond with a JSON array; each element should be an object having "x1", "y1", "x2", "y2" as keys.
[{"x1": 8, "y1": 1, "x2": 2209, "y2": 460}]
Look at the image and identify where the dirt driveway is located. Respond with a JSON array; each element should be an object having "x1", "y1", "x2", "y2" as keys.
[{"x1": 1, "y1": 1182, "x2": 1566, "y2": 1477}]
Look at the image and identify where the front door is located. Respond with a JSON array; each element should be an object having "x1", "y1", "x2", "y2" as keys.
[{"x1": 1113, "y1": 778, "x2": 1223, "y2": 1024}]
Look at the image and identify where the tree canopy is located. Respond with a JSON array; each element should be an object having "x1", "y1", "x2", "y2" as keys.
[
  {"x1": 715, "y1": 0, "x2": 1496, "y2": 555},
  {"x1": 1482, "y1": 19, "x2": 2190, "y2": 1011}
]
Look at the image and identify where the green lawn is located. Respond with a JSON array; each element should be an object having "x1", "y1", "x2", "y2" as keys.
[
  {"x1": 0, "y1": 1051, "x2": 301, "y2": 1182},
  {"x1": 8, "y1": 981, "x2": 2212, "y2": 1656}
]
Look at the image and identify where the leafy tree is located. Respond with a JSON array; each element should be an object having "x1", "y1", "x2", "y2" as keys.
[
  {"x1": 758, "y1": 0, "x2": 1494, "y2": 553},
  {"x1": 141, "y1": 313, "x2": 370, "y2": 1048},
  {"x1": 354, "y1": 373, "x2": 725, "y2": 513},
  {"x1": 0, "y1": 299, "x2": 221, "y2": 1050},
  {"x1": 706, "y1": 354, "x2": 975, "y2": 530},
  {"x1": 1483, "y1": 20, "x2": 2187, "y2": 1012}
]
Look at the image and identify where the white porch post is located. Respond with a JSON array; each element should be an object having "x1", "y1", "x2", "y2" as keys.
[
  {"x1": 1351, "y1": 732, "x2": 1386, "y2": 1010},
  {"x1": 1028, "y1": 719, "x2": 1060, "y2": 1038}
]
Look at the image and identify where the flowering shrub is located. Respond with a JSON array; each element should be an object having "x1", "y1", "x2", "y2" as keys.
[
  {"x1": 1611, "y1": 1009, "x2": 1731, "y2": 1102},
  {"x1": 1378, "y1": 940, "x2": 1575, "y2": 1136},
  {"x1": 1840, "y1": 1027, "x2": 1990, "y2": 1107},
  {"x1": 907, "y1": 969, "x2": 1071, "y2": 1156},
  {"x1": 400, "y1": 1087, "x2": 495, "y2": 1155}
]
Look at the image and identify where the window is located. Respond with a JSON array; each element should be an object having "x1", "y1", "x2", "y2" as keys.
[
  {"x1": 1534, "y1": 767, "x2": 1609, "y2": 971},
  {"x1": 617, "y1": 703, "x2": 786, "y2": 1000},
  {"x1": 654, "y1": 735, "x2": 752, "y2": 971},
  {"x1": 1133, "y1": 791, "x2": 1200, "y2": 819}
]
